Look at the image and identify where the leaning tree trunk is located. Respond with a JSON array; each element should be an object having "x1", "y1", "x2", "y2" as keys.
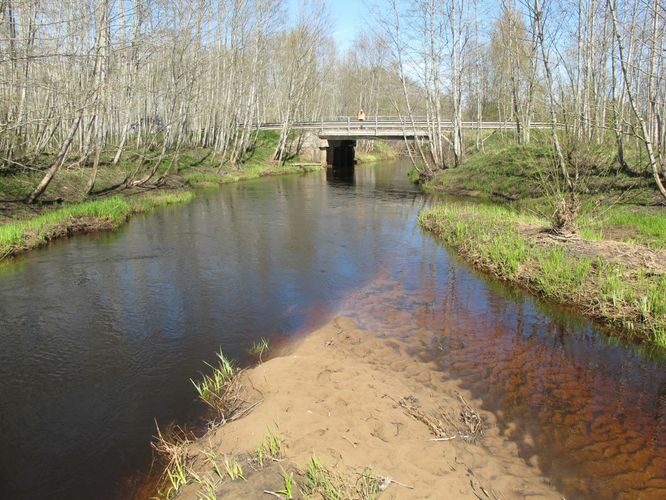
[{"x1": 26, "y1": 113, "x2": 82, "y2": 203}]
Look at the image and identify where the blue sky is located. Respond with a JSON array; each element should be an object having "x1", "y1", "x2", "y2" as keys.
[{"x1": 286, "y1": 0, "x2": 365, "y2": 53}]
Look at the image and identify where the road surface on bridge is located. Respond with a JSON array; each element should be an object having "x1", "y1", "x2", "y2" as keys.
[{"x1": 256, "y1": 117, "x2": 552, "y2": 140}]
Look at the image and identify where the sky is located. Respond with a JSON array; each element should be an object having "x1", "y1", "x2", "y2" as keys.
[{"x1": 286, "y1": 0, "x2": 365, "y2": 53}]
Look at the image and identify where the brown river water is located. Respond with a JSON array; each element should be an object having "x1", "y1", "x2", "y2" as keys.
[{"x1": 0, "y1": 162, "x2": 664, "y2": 499}]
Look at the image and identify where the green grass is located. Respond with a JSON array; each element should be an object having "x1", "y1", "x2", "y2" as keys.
[
  {"x1": 579, "y1": 206, "x2": 666, "y2": 249},
  {"x1": 255, "y1": 428, "x2": 284, "y2": 463},
  {"x1": 248, "y1": 337, "x2": 270, "y2": 363},
  {"x1": 276, "y1": 469, "x2": 295, "y2": 499},
  {"x1": 1, "y1": 131, "x2": 314, "y2": 204},
  {"x1": 152, "y1": 424, "x2": 193, "y2": 500},
  {"x1": 0, "y1": 192, "x2": 194, "y2": 260},
  {"x1": 253, "y1": 428, "x2": 285, "y2": 470},
  {"x1": 181, "y1": 131, "x2": 322, "y2": 186},
  {"x1": 165, "y1": 455, "x2": 188, "y2": 496},
  {"x1": 0, "y1": 197, "x2": 132, "y2": 257},
  {"x1": 132, "y1": 191, "x2": 194, "y2": 211},
  {"x1": 223, "y1": 457, "x2": 245, "y2": 481},
  {"x1": 183, "y1": 171, "x2": 222, "y2": 186},
  {"x1": 191, "y1": 350, "x2": 237, "y2": 412},
  {"x1": 0, "y1": 130, "x2": 323, "y2": 260},
  {"x1": 419, "y1": 202, "x2": 666, "y2": 347},
  {"x1": 425, "y1": 135, "x2": 659, "y2": 205},
  {"x1": 357, "y1": 140, "x2": 399, "y2": 163},
  {"x1": 534, "y1": 248, "x2": 593, "y2": 300},
  {"x1": 303, "y1": 455, "x2": 345, "y2": 500},
  {"x1": 426, "y1": 141, "x2": 551, "y2": 199}
]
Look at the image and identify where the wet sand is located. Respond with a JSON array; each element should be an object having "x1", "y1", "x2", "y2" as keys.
[{"x1": 174, "y1": 318, "x2": 561, "y2": 499}]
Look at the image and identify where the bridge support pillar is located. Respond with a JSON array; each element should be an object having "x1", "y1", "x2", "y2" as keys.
[{"x1": 319, "y1": 139, "x2": 329, "y2": 166}]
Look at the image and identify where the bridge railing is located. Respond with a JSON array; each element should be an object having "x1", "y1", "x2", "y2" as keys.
[
  {"x1": 252, "y1": 119, "x2": 552, "y2": 133},
  {"x1": 255, "y1": 117, "x2": 429, "y2": 128}
]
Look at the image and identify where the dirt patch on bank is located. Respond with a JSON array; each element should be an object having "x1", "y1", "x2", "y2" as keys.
[
  {"x1": 169, "y1": 318, "x2": 560, "y2": 499},
  {"x1": 421, "y1": 206, "x2": 666, "y2": 345},
  {"x1": 516, "y1": 221, "x2": 666, "y2": 276}
]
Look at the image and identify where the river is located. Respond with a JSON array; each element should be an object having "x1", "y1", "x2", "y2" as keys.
[{"x1": 0, "y1": 161, "x2": 664, "y2": 499}]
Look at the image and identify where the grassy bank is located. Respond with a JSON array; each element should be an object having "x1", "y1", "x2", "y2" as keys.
[
  {"x1": 182, "y1": 131, "x2": 322, "y2": 187},
  {"x1": 425, "y1": 133, "x2": 660, "y2": 206},
  {"x1": 419, "y1": 203, "x2": 666, "y2": 347},
  {"x1": 356, "y1": 140, "x2": 399, "y2": 164},
  {"x1": 0, "y1": 192, "x2": 194, "y2": 260},
  {"x1": 0, "y1": 131, "x2": 323, "y2": 261}
]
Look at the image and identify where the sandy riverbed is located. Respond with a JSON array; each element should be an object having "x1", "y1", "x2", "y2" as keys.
[{"x1": 172, "y1": 318, "x2": 562, "y2": 499}]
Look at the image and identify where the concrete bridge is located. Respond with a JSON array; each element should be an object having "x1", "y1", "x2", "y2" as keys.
[{"x1": 257, "y1": 117, "x2": 550, "y2": 167}]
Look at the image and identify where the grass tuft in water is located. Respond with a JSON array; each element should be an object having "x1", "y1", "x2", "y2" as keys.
[
  {"x1": 151, "y1": 424, "x2": 193, "y2": 499},
  {"x1": 191, "y1": 350, "x2": 244, "y2": 419},
  {"x1": 248, "y1": 337, "x2": 270, "y2": 363}
]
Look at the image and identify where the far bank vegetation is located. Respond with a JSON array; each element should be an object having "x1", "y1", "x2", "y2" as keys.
[{"x1": 3, "y1": 1, "x2": 663, "y2": 220}]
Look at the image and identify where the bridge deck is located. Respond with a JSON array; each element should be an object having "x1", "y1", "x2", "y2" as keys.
[{"x1": 256, "y1": 118, "x2": 551, "y2": 139}]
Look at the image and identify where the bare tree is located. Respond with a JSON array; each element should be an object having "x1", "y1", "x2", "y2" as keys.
[{"x1": 608, "y1": 0, "x2": 666, "y2": 201}]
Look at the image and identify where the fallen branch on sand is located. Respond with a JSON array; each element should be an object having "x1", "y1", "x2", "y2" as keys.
[{"x1": 396, "y1": 392, "x2": 485, "y2": 443}]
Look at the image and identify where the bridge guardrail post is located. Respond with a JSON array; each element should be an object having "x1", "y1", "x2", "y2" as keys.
[{"x1": 347, "y1": 116, "x2": 350, "y2": 134}]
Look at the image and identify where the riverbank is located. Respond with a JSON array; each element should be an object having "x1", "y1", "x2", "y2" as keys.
[
  {"x1": 419, "y1": 203, "x2": 666, "y2": 348},
  {"x1": 356, "y1": 140, "x2": 400, "y2": 164},
  {"x1": 0, "y1": 134, "x2": 323, "y2": 261},
  {"x1": 415, "y1": 135, "x2": 666, "y2": 348},
  {"x1": 0, "y1": 191, "x2": 195, "y2": 260},
  {"x1": 155, "y1": 318, "x2": 561, "y2": 499}
]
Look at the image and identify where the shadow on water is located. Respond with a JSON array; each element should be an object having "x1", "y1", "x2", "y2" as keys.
[
  {"x1": 326, "y1": 164, "x2": 355, "y2": 185},
  {"x1": 0, "y1": 160, "x2": 664, "y2": 499}
]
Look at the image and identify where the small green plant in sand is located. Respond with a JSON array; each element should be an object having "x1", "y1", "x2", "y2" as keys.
[
  {"x1": 256, "y1": 428, "x2": 284, "y2": 468},
  {"x1": 202, "y1": 448, "x2": 225, "y2": 480},
  {"x1": 248, "y1": 337, "x2": 270, "y2": 363},
  {"x1": 303, "y1": 455, "x2": 345, "y2": 500},
  {"x1": 224, "y1": 456, "x2": 245, "y2": 481},
  {"x1": 356, "y1": 466, "x2": 381, "y2": 500},
  {"x1": 191, "y1": 350, "x2": 243, "y2": 418},
  {"x1": 196, "y1": 476, "x2": 218, "y2": 500},
  {"x1": 265, "y1": 428, "x2": 283, "y2": 458},
  {"x1": 256, "y1": 442, "x2": 265, "y2": 467},
  {"x1": 276, "y1": 469, "x2": 295, "y2": 499}
]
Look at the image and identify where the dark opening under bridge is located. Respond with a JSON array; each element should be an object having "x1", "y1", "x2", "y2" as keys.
[{"x1": 257, "y1": 117, "x2": 551, "y2": 168}]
